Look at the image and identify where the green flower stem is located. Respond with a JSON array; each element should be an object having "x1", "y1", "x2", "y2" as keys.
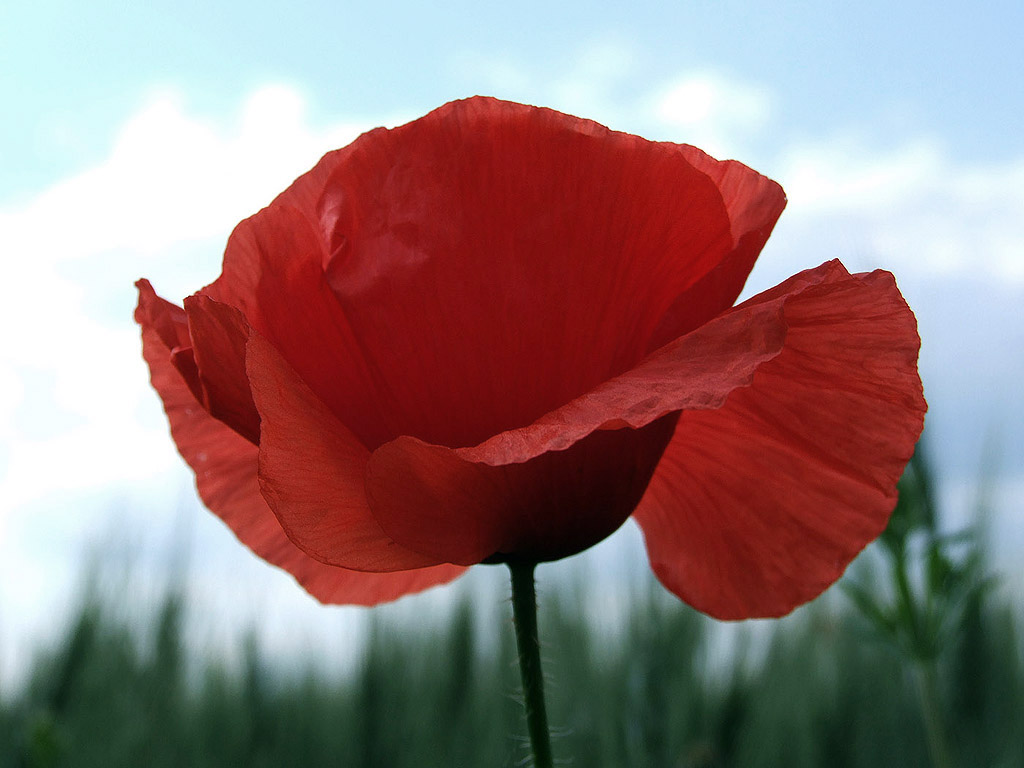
[
  {"x1": 508, "y1": 560, "x2": 554, "y2": 768},
  {"x1": 916, "y1": 661, "x2": 956, "y2": 768}
]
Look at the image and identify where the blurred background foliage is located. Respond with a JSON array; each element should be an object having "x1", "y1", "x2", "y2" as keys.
[{"x1": 2, "y1": 445, "x2": 1021, "y2": 768}]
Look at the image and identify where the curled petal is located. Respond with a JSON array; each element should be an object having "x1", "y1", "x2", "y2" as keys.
[
  {"x1": 201, "y1": 204, "x2": 392, "y2": 448},
  {"x1": 245, "y1": 327, "x2": 446, "y2": 572},
  {"x1": 366, "y1": 416, "x2": 679, "y2": 565},
  {"x1": 136, "y1": 280, "x2": 203, "y2": 403},
  {"x1": 633, "y1": 261, "x2": 927, "y2": 619},
  {"x1": 135, "y1": 283, "x2": 465, "y2": 604},
  {"x1": 183, "y1": 295, "x2": 261, "y2": 443},
  {"x1": 647, "y1": 147, "x2": 787, "y2": 349},
  {"x1": 271, "y1": 147, "x2": 351, "y2": 243},
  {"x1": 465, "y1": 290, "x2": 789, "y2": 463},
  {"x1": 136, "y1": 279, "x2": 192, "y2": 352}
]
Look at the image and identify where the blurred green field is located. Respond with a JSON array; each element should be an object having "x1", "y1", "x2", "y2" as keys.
[{"x1": 2, "y1": 452, "x2": 1022, "y2": 768}]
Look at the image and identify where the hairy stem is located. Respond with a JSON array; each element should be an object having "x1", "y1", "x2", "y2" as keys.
[{"x1": 508, "y1": 560, "x2": 554, "y2": 768}]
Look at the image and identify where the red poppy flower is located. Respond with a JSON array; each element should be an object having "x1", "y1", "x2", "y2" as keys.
[{"x1": 136, "y1": 96, "x2": 925, "y2": 619}]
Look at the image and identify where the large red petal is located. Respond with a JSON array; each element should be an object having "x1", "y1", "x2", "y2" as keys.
[
  {"x1": 364, "y1": 281, "x2": 797, "y2": 565},
  {"x1": 135, "y1": 283, "x2": 465, "y2": 604},
  {"x1": 194, "y1": 98, "x2": 782, "y2": 452},
  {"x1": 633, "y1": 261, "x2": 926, "y2": 620},
  {"x1": 314, "y1": 96, "x2": 742, "y2": 448},
  {"x1": 244, "y1": 326, "x2": 446, "y2": 572},
  {"x1": 647, "y1": 146, "x2": 787, "y2": 349}
]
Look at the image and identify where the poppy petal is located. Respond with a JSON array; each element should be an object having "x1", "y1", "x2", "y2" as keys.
[
  {"x1": 244, "y1": 326, "x2": 446, "y2": 572},
  {"x1": 135, "y1": 283, "x2": 465, "y2": 604},
  {"x1": 271, "y1": 147, "x2": 350, "y2": 240},
  {"x1": 193, "y1": 98, "x2": 785, "y2": 453},
  {"x1": 365, "y1": 415, "x2": 679, "y2": 565},
  {"x1": 314, "y1": 96, "x2": 742, "y2": 448},
  {"x1": 364, "y1": 283, "x2": 797, "y2": 564},
  {"x1": 463, "y1": 289, "x2": 790, "y2": 462},
  {"x1": 647, "y1": 147, "x2": 788, "y2": 349},
  {"x1": 633, "y1": 261, "x2": 927, "y2": 619},
  {"x1": 135, "y1": 280, "x2": 204, "y2": 402},
  {"x1": 182, "y1": 294, "x2": 261, "y2": 444},
  {"x1": 201, "y1": 204, "x2": 392, "y2": 448}
]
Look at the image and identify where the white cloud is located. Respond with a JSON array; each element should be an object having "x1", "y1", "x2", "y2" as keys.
[
  {"x1": 0, "y1": 85, "x2": 395, "y2": 535},
  {"x1": 548, "y1": 38, "x2": 638, "y2": 112},
  {"x1": 448, "y1": 52, "x2": 534, "y2": 96},
  {"x1": 451, "y1": 38, "x2": 642, "y2": 134},
  {"x1": 771, "y1": 136, "x2": 1024, "y2": 283},
  {"x1": 0, "y1": 85, "x2": 374, "y2": 266},
  {"x1": 0, "y1": 85, "x2": 408, "y2": 687},
  {"x1": 648, "y1": 72, "x2": 771, "y2": 158},
  {"x1": 779, "y1": 137, "x2": 944, "y2": 214},
  {"x1": 450, "y1": 44, "x2": 769, "y2": 160},
  {"x1": 450, "y1": 46, "x2": 1022, "y2": 288}
]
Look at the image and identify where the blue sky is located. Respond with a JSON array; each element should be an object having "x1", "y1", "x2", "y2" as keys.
[
  {"x1": 1, "y1": 0, "x2": 1022, "y2": 684},
  {"x1": 4, "y1": 0, "x2": 1022, "y2": 197}
]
